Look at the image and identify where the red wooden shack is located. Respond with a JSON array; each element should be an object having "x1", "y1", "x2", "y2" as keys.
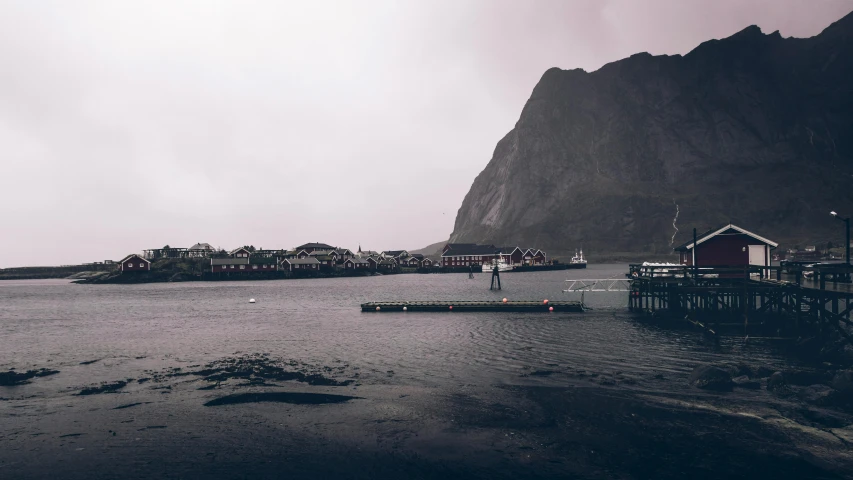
[
  {"x1": 674, "y1": 224, "x2": 778, "y2": 267},
  {"x1": 119, "y1": 254, "x2": 150, "y2": 272}
]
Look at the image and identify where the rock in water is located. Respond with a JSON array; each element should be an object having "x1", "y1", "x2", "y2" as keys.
[
  {"x1": 688, "y1": 365, "x2": 733, "y2": 391},
  {"x1": 798, "y1": 384, "x2": 839, "y2": 406},
  {"x1": 448, "y1": 12, "x2": 853, "y2": 257},
  {"x1": 767, "y1": 371, "x2": 786, "y2": 391},
  {"x1": 831, "y1": 369, "x2": 853, "y2": 403}
]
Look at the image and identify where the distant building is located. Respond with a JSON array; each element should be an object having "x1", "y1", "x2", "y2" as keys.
[
  {"x1": 343, "y1": 257, "x2": 370, "y2": 270},
  {"x1": 188, "y1": 243, "x2": 216, "y2": 258},
  {"x1": 295, "y1": 243, "x2": 337, "y2": 253},
  {"x1": 119, "y1": 254, "x2": 150, "y2": 272},
  {"x1": 441, "y1": 244, "x2": 500, "y2": 267},
  {"x1": 674, "y1": 224, "x2": 777, "y2": 267},
  {"x1": 280, "y1": 257, "x2": 321, "y2": 272}
]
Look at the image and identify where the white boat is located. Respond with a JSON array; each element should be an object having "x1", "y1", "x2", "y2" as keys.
[
  {"x1": 482, "y1": 259, "x2": 513, "y2": 272},
  {"x1": 567, "y1": 249, "x2": 587, "y2": 269}
]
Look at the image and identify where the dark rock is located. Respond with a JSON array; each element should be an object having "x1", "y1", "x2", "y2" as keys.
[
  {"x1": 447, "y1": 20, "x2": 853, "y2": 257},
  {"x1": 688, "y1": 365, "x2": 732, "y2": 391},
  {"x1": 0, "y1": 368, "x2": 59, "y2": 386},
  {"x1": 767, "y1": 372, "x2": 786, "y2": 391},
  {"x1": 798, "y1": 384, "x2": 839, "y2": 406},
  {"x1": 785, "y1": 369, "x2": 830, "y2": 386},
  {"x1": 830, "y1": 369, "x2": 853, "y2": 402},
  {"x1": 732, "y1": 375, "x2": 761, "y2": 390}
]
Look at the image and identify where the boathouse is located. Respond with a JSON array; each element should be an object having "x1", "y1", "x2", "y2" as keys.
[
  {"x1": 295, "y1": 242, "x2": 336, "y2": 254},
  {"x1": 343, "y1": 257, "x2": 370, "y2": 270},
  {"x1": 211, "y1": 257, "x2": 249, "y2": 272},
  {"x1": 441, "y1": 244, "x2": 500, "y2": 267},
  {"x1": 229, "y1": 247, "x2": 252, "y2": 258},
  {"x1": 280, "y1": 257, "x2": 320, "y2": 272},
  {"x1": 674, "y1": 224, "x2": 778, "y2": 267},
  {"x1": 119, "y1": 254, "x2": 150, "y2": 272}
]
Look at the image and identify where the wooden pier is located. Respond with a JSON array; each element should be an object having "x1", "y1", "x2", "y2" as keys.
[
  {"x1": 361, "y1": 300, "x2": 584, "y2": 312},
  {"x1": 627, "y1": 264, "x2": 853, "y2": 337}
]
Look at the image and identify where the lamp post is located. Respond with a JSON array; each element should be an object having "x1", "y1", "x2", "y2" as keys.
[{"x1": 831, "y1": 211, "x2": 850, "y2": 281}]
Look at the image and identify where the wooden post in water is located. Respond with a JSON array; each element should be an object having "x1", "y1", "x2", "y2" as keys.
[{"x1": 490, "y1": 265, "x2": 501, "y2": 290}]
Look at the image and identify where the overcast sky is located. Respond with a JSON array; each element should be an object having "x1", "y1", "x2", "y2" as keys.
[{"x1": 1, "y1": 0, "x2": 851, "y2": 267}]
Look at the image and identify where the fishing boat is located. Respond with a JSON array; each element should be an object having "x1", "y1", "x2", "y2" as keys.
[
  {"x1": 482, "y1": 258, "x2": 513, "y2": 272},
  {"x1": 566, "y1": 249, "x2": 587, "y2": 269}
]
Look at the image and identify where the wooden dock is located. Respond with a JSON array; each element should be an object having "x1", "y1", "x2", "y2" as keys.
[
  {"x1": 361, "y1": 300, "x2": 585, "y2": 312},
  {"x1": 626, "y1": 263, "x2": 853, "y2": 338}
]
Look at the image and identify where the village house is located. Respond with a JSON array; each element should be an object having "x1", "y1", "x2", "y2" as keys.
[
  {"x1": 674, "y1": 224, "x2": 778, "y2": 268},
  {"x1": 378, "y1": 258, "x2": 398, "y2": 271},
  {"x1": 280, "y1": 257, "x2": 321, "y2": 272},
  {"x1": 506, "y1": 247, "x2": 525, "y2": 265},
  {"x1": 210, "y1": 248, "x2": 277, "y2": 273},
  {"x1": 188, "y1": 243, "x2": 217, "y2": 258},
  {"x1": 295, "y1": 242, "x2": 337, "y2": 254},
  {"x1": 441, "y1": 244, "x2": 501, "y2": 267},
  {"x1": 230, "y1": 247, "x2": 252, "y2": 258},
  {"x1": 442, "y1": 244, "x2": 546, "y2": 267},
  {"x1": 343, "y1": 257, "x2": 370, "y2": 270},
  {"x1": 381, "y1": 250, "x2": 409, "y2": 260},
  {"x1": 118, "y1": 254, "x2": 150, "y2": 272}
]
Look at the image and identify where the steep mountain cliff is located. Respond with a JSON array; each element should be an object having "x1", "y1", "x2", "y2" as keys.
[{"x1": 450, "y1": 12, "x2": 853, "y2": 259}]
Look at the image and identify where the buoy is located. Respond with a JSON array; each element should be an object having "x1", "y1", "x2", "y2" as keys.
[
  {"x1": 502, "y1": 298, "x2": 508, "y2": 303},
  {"x1": 543, "y1": 299, "x2": 549, "y2": 304},
  {"x1": 376, "y1": 306, "x2": 381, "y2": 311},
  {"x1": 249, "y1": 298, "x2": 256, "y2": 303},
  {"x1": 449, "y1": 306, "x2": 453, "y2": 310},
  {"x1": 403, "y1": 306, "x2": 407, "y2": 312},
  {"x1": 549, "y1": 306, "x2": 554, "y2": 312}
]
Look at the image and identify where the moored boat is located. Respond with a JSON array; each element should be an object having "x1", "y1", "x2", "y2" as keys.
[
  {"x1": 482, "y1": 259, "x2": 513, "y2": 272},
  {"x1": 566, "y1": 249, "x2": 587, "y2": 269}
]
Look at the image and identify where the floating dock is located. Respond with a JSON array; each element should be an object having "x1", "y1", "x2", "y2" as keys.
[{"x1": 361, "y1": 300, "x2": 584, "y2": 312}]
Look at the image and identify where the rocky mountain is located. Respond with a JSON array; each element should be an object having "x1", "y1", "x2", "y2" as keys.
[{"x1": 449, "y1": 12, "x2": 853, "y2": 259}]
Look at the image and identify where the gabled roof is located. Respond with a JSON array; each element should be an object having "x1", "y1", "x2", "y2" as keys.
[
  {"x1": 346, "y1": 257, "x2": 370, "y2": 264},
  {"x1": 442, "y1": 244, "x2": 499, "y2": 256},
  {"x1": 296, "y1": 242, "x2": 336, "y2": 250},
  {"x1": 333, "y1": 249, "x2": 353, "y2": 256},
  {"x1": 410, "y1": 253, "x2": 424, "y2": 259},
  {"x1": 498, "y1": 247, "x2": 522, "y2": 255},
  {"x1": 189, "y1": 243, "x2": 215, "y2": 251},
  {"x1": 282, "y1": 257, "x2": 321, "y2": 265},
  {"x1": 119, "y1": 254, "x2": 150, "y2": 264},
  {"x1": 381, "y1": 250, "x2": 408, "y2": 258},
  {"x1": 229, "y1": 247, "x2": 251, "y2": 255},
  {"x1": 674, "y1": 224, "x2": 779, "y2": 251},
  {"x1": 379, "y1": 259, "x2": 397, "y2": 265},
  {"x1": 307, "y1": 250, "x2": 334, "y2": 256}
]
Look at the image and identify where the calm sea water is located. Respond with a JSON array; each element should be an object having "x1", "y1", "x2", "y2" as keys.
[
  {"x1": 0, "y1": 264, "x2": 799, "y2": 392},
  {"x1": 0, "y1": 264, "x2": 815, "y2": 479}
]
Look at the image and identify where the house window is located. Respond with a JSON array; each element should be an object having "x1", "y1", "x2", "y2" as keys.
[
  {"x1": 253, "y1": 265, "x2": 258, "y2": 269},
  {"x1": 240, "y1": 265, "x2": 245, "y2": 269},
  {"x1": 230, "y1": 265, "x2": 235, "y2": 269},
  {"x1": 127, "y1": 263, "x2": 133, "y2": 267}
]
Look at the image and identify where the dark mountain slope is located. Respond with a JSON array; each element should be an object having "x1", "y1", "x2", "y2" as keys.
[{"x1": 449, "y1": 12, "x2": 853, "y2": 258}]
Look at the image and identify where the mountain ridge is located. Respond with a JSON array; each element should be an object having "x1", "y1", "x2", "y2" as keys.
[{"x1": 449, "y1": 11, "x2": 853, "y2": 258}]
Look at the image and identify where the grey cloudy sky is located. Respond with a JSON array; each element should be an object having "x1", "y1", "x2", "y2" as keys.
[{"x1": 1, "y1": 0, "x2": 851, "y2": 267}]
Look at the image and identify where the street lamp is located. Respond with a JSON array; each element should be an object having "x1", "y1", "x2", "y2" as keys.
[{"x1": 831, "y1": 211, "x2": 851, "y2": 281}]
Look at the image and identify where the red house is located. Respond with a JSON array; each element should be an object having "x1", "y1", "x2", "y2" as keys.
[
  {"x1": 343, "y1": 258, "x2": 370, "y2": 270},
  {"x1": 280, "y1": 257, "x2": 320, "y2": 271},
  {"x1": 119, "y1": 254, "x2": 150, "y2": 272},
  {"x1": 674, "y1": 224, "x2": 778, "y2": 267}
]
